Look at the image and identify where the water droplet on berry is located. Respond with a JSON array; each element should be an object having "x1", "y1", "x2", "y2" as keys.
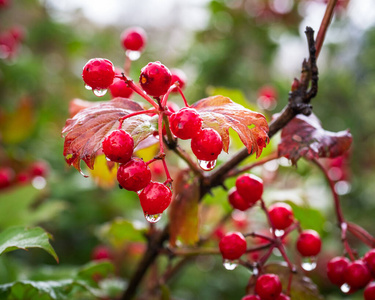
[
  {"x1": 93, "y1": 88, "x2": 108, "y2": 97},
  {"x1": 165, "y1": 182, "x2": 173, "y2": 193},
  {"x1": 340, "y1": 283, "x2": 350, "y2": 293},
  {"x1": 145, "y1": 213, "x2": 162, "y2": 223},
  {"x1": 223, "y1": 259, "x2": 238, "y2": 270},
  {"x1": 85, "y1": 84, "x2": 92, "y2": 90},
  {"x1": 198, "y1": 160, "x2": 217, "y2": 171},
  {"x1": 275, "y1": 229, "x2": 284, "y2": 237},
  {"x1": 126, "y1": 50, "x2": 141, "y2": 61},
  {"x1": 301, "y1": 256, "x2": 317, "y2": 271},
  {"x1": 252, "y1": 265, "x2": 259, "y2": 276}
]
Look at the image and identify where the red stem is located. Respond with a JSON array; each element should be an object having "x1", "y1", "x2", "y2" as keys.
[
  {"x1": 347, "y1": 222, "x2": 375, "y2": 248},
  {"x1": 176, "y1": 86, "x2": 189, "y2": 107},
  {"x1": 260, "y1": 198, "x2": 276, "y2": 238},
  {"x1": 340, "y1": 222, "x2": 356, "y2": 261}
]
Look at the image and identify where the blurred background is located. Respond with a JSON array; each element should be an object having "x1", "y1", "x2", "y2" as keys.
[{"x1": 1, "y1": 0, "x2": 375, "y2": 299}]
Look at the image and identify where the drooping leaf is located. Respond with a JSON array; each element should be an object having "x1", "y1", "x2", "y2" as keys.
[
  {"x1": 62, "y1": 98, "x2": 158, "y2": 175},
  {"x1": 0, "y1": 226, "x2": 58, "y2": 263},
  {"x1": 191, "y1": 95, "x2": 269, "y2": 157},
  {"x1": 278, "y1": 113, "x2": 352, "y2": 165},
  {"x1": 168, "y1": 170, "x2": 200, "y2": 247}
]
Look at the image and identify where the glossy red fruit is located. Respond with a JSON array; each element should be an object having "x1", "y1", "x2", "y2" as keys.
[
  {"x1": 276, "y1": 294, "x2": 290, "y2": 300},
  {"x1": 121, "y1": 27, "x2": 147, "y2": 52},
  {"x1": 139, "y1": 61, "x2": 172, "y2": 97},
  {"x1": 139, "y1": 181, "x2": 172, "y2": 215},
  {"x1": 91, "y1": 245, "x2": 112, "y2": 261},
  {"x1": 170, "y1": 68, "x2": 187, "y2": 92},
  {"x1": 191, "y1": 128, "x2": 223, "y2": 161},
  {"x1": 169, "y1": 107, "x2": 202, "y2": 140},
  {"x1": 82, "y1": 58, "x2": 115, "y2": 91},
  {"x1": 0, "y1": 167, "x2": 13, "y2": 189},
  {"x1": 296, "y1": 230, "x2": 321, "y2": 257},
  {"x1": 117, "y1": 158, "x2": 151, "y2": 192},
  {"x1": 364, "y1": 282, "x2": 375, "y2": 300},
  {"x1": 109, "y1": 78, "x2": 133, "y2": 98},
  {"x1": 235, "y1": 174, "x2": 263, "y2": 205},
  {"x1": 327, "y1": 256, "x2": 350, "y2": 286},
  {"x1": 363, "y1": 249, "x2": 375, "y2": 276},
  {"x1": 219, "y1": 232, "x2": 247, "y2": 260},
  {"x1": 255, "y1": 274, "x2": 282, "y2": 300},
  {"x1": 268, "y1": 203, "x2": 294, "y2": 230},
  {"x1": 102, "y1": 130, "x2": 134, "y2": 164},
  {"x1": 228, "y1": 188, "x2": 253, "y2": 211},
  {"x1": 344, "y1": 260, "x2": 371, "y2": 289},
  {"x1": 29, "y1": 161, "x2": 49, "y2": 178},
  {"x1": 241, "y1": 295, "x2": 261, "y2": 300}
]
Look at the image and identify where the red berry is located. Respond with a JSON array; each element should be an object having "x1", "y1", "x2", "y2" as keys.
[
  {"x1": 117, "y1": 158, "x2": 151, "y2": 192},
  {"x1": 169, "y1": 107, "x2": 203, "y2": 140},
  {"x1": 0, "y1": 167, "x2": 13, "y2": 189},
  {"x1": 16, "y1": 171, "x2": 30, "y2": 184},
  {"x1": 170, "y1": 68, "x2": 187, "y2": 92},
  {"x1": 241, "y1": 295, "x2": 261, "y2": 300},
  {"x1": 364, "y1": 282, "x2": 375, "y2": 300},
  {"x1": 91, "y1": 245, "x2": 112, "y2": 261},
  {"x1": 139, "y1": 181, "x2": 172, "y2": 215},
  {"x1": 139, "y1": 61, "x2": 172, "y2": 97},
  {"x1": 82, "y1": 58, "x2": 115, "y2": 91},
  {"x1": 327, "y1": 256, "x2": 350, "y2": 286},
  {"x1": 219, "y1": 232, "x2": 247, "y2": 260},
  {"x1": 228, "y1": 188, "x2": 253, "y2": 211},
  {"x1": 268, "y1": 203, "x2": 294, "y2": 230},
  {"x1": 296, "y1": 230, "x2": 321, "y2": 257},
  {"x1": 363, "y1": 249, "x2": 375, "y2": 276},
  {"x1": 255, "y1": 274, "x2": 282, "y2": 300},
  {"x1": 109, "y1": 78, "x2": 133, "y2": 99},
  {"x1": 191, "y1": 128, "x2": 223, "y2": 161},
  {"x1": 102, "y1": 130, "x2": 134, "y2": 164},
  {"x1": 344, "y1": 260, "x2": 371, "y2": 289},
  {"x1": 121, "y1": 27, "x2": 147, "y2": 52},
  {"x1": 235, "y1": 174, "x2": 263, "y2": 205},
  {"x1": 276, "y1": 294, "x2": 290, "y2": 300},
  {"x1": 29, "y1": 161, "x2": 49, "y2": 177}
]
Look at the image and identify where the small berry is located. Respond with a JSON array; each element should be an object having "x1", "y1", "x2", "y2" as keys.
[
  {"x1": 29, "y1": 161, "x2": 49, "y2": 178},
  {"x1": 102, "y1": 130, "x2": 134, "y2": 164},
  {"x1": 139, "y1": 181, "x2": 172, "y2": 215},
  {"x1": 228, "y1": 188, "x2": 253, "y2": 211},
  {"x1": 235, "y1": 174, "x2": 263, "y2": 205},
  {"x1": 121, "y1": 27, "x2": 147, "y2": 52},
  {"x1": 219, "y1": 232, "x2": 247, "y2": 261},
  {"x1": 91, "y1": 245, "x2": 112, "y2": 261},
  {"x1": 191, "y1": 128, "x2": 223, "y2": 161},
  {"x1": 364, "y1": 282, "x2": 375, "y2": 300},
  {"x1": 82, "y1": 58, "x2": 115, "y2": 91},
  {"x1": 109, "y1": 69, "x2": 134, "y2": 98},
  {"x1": 0, "y1": 167, "x2": 13, "y2": 189},
  {"x1": 344, "y1": 260, "x2": 371, "y2": 289},
  {"x1": 327, "y1": 256, "x2": 350, "y2": 286},
  {"x1": 241, "y1": 295, "x2": 261, "y2": 300},
  {"x1": 170, "y1": 68, "x2": 187, "y2": 92},
  {"x1": 117, "y1": 158, "x2": 151, "y2": 192},
  {"x1": 255, "y1": 274, "x2": 282, "y2": 300},
  {"x1": 363, "y1": 249, "x2": 375, "y2": 276},
  {"x1": 169, "y1": 107, "x2": 203, "y2": 140},
  {"x1": 268, "y1": 202, "x2": 294, "y2": 230},
  {"x1": 139, "y1": 61, "x2": 172, "y2": 97},
  {"x1": 296, "y1": 230, "x2": 321, "y2": 257}
]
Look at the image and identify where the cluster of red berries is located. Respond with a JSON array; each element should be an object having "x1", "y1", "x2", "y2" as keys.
[
  {"x1": 241, "y1": 274, "x2": 289, "y2": 300},
  {"x1": 327, "y1": 249, "x2": 375, "y2": 299}
]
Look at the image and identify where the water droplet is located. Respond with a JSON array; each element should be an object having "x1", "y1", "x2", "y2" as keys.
[
  {"x1": 198, "y1": 160, "x2": 217, "y2": 171},
  {"x1": 252, "y1": 266, "x2": 259, "y2": 276},
  {"x1": 93, "y1": 88, "x2": 108, "y2": 97},
  {"x1": 126, "y1": 50, "x2": 141, "y2": 61},
  {"x1": 165, "y1": 182, "x2": 173, "y2": 192},
  {"x1": 223, "y1": 259, "x2": 238, "y2": 270},
  {"x1": 85, "y1": 84, "x2": 92, "y2": 90},
  {"x1": 340, "y1": 283, "x2": 350, "y2": 293},
  {"x1": 32, "y1": 176, "x2": 46, "y2": 190},
  {"x1": 301, "y1": 256, "x2": 317, "y2": 271},
  {"x1": 272, "y1": 248, "x2": 281, "y2": 257},
  {"x1": 145, "y1": 213, "x2": 162, "y2": 223},
  {"x1": 274, "y1": 229, "x2": 284, "y2": 237}
]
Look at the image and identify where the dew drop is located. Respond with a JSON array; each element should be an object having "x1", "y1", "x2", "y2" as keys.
[
  {"x1": 145, "y1": 213, "x2": 162, "y2": 223},
  {"x1": 126, "y1": 50, "x2": 141, "y2": 61},
  {"x1": 198, "y1": 160, "x2": 217, "y2": 171},
  {"x1": 274, "y1": 229, "x2": 284, "y2": 237},
  {"x1": 85, "y1": 84, "x2": 92, "y2": 90},
  {"x1": 93, "y1": 88, "x2": 108, "y2": 97},
  {"x1": 301, "y1": 256, "x2": 317, "y2": 271},
  {"x1": 32, "y1": 176, "x2": 46, "y2": 190},
  {"x1": 223, "y1": 259, "x2": 238, "y2": 270},
  {"x1": 252, "y1": 266, "x2": 259, "y2": 276},
  {"x1": 340, "y1": 283, "x2": 350, "y2": 293}
]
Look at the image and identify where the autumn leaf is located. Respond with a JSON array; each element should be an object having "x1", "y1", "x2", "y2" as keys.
[
  {"x1": 191, "y1": 96, "x2": 269, "y2": 158},
  {"x1": 62, "y1": 98, "x2": 158, "y2": 175},
  {"x1": 277, "y1": 114, "x2": 352, "y2": 165}
]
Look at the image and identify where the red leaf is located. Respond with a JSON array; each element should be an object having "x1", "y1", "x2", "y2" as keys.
[
  {"x1": 191, "y1": 96, "x2": 269, "y2": 158},
  {"x1": 278, "y1": 113, "x2": 352, "y2": 164},
  {"x1": 62, "y1": 98, "x2": 157, "y2": 175}
]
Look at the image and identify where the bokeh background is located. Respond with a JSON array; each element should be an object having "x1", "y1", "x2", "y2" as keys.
[{"x1": 1, "y1": 0, "x2": 375, "y2": 299}]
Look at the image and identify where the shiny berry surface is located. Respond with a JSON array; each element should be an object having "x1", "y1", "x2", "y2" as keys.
[
  {"x1": 109, "y1": 78, "x2": 133, "y2": 98},
  {"x1": 169, "y1": 107, "x2": 202, "y2": 140},
  {"x1": 344, "y1": 260, "x2": 371, "y2": 289},
  {"x1": 235, "y1": 174, "x2": 263, "y2": 205},
  {"x1": 117, "y1": 158, "x2": 151, "y2": 192},
  {"x1": 170, "y1": 68, "x2": 187, "y2": 92},
  {"x1": 255, "y1": 274, "x2": 282, "y2": 300},
  {"x1": 268, "y1": 202, "x2": 294, "y2": 230},
  {"x1": 219, "y1": 232, "x2": 247, "y2": 260},
  {"x1": 82, "y1": 58, "x2": 115, "y2": 90},
  {"x1": 364, "y1": 249, "x2": 375, "y2": 276},
  {"x1": 241, "y1": 296, "x2": 261, "y2": 300},
  {"x1": 139, "y1": 61, "x2": 172, "y2": 97},
  {"x1": 102, "y1": 129, "x2": 134, "y2": 164},
  {"x1": 364, "y1": 282, "x2": 375, "y2": 300},
  {"x1": 121, "y1": 27, "x2": 147, "y2": 51},
  {"x1": 0, "y1": 167, "x2": 13, "y2": 189},
  {"x1": 296, "y1": 230, "x2": 321, "y2": 257},
  {"x1": 327, "y1": 256, "x2": 349, "y2": 286},
  {"x1": 191, "y1": 128, "x2": 223, "y2": 161},
  {"x1": 139, "y1": 181, "x2": 172, "y2": 215},
  {"x1": 228, "y1": 188, "x2": 253, "y2": 211}
]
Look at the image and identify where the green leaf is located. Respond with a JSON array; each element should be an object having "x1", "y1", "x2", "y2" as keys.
[
  {"x1": 0, "y1": 226, "x2": 58, "y2": 263},
  {"x1": 76, "y1": 261, "x2": 114, "y2": 286}
]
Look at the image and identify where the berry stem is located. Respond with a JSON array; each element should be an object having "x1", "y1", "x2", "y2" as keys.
[
  {"x1": 341, "y1": 222, "x2": 356, "y2": 261},
  {"x1": 176, "y1": 86, "x2": 189, "y2": 107},
  {"x1": 276, "y1": 243, "x2": 296, "y2": 272},
  {"x1": 260, "y1": 198, "x2": 276, "y2": 238},
  {"x1": 244, "y1": 232, "x2": 274, "y2": 242},
  {"x1": 245, "y1": 243, "x2": 273, "y2": 254},
  {"x1": 347, "y1": 222, "x2": 375, "y2": 248},
  {"x1": 118, "y1": 108, "x2": 158, "y2": 129},
  {"x1": 281, "y1": 221, "x2": 300, "y2": 238}
]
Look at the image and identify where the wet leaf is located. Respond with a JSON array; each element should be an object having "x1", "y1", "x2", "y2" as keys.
[
  {"x1": 168, "y1": 170, "x2": 200, "y2": 247},
  {"x1": 62, "y1": 98, "x2": 157, "y2": 175},
  {"x1": 278, "y1": 114, "x2": 352, "y2": 165},
  {"x1": 191, "y1": 95, "x2": 269, "y2": 157}
]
